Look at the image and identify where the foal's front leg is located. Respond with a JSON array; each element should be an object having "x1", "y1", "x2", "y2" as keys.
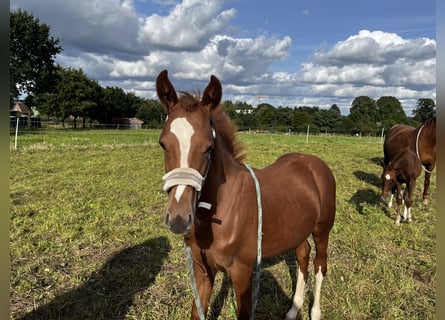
[
  {"x1": 191, "y1": 262, "x2": 215, "y2": 320},
  {"x1": 230, "y1": 263, "x2": 254, "y2": 319},
  {"x1": 404, "y1": 180, "x2": 416, "y2": 222},
  {"x1": 395, "y1": 184, "x2": 403, "y2": 225}
]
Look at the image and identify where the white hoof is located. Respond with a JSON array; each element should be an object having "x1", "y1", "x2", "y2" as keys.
[{"x1": 311, "y1": 307, "x2": 321, "y2": 320}]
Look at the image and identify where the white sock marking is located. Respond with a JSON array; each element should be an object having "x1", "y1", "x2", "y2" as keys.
[
  {"x1": 311, "y1": 267, "x2": 323, "y2": 320},
  {"x1": 403, "y1": 205, "x2": 408, "y2": 220},
  {"x1": 286, "y1": 267, "x2": 306, "y2": 319},
  {"x1": 388, "y1": 194, "x2": 394, "y2": 208}
]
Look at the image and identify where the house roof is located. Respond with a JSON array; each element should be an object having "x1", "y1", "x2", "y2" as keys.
[
  {"x1": 128, "y1": 117, "x2": 144, "y2": 124},
  {"x1": 111, "y1": 117, "x2": 144, "y2": 124},
  {"x1": 10, "y1": 101, "x2": 30, "y2": 114}
]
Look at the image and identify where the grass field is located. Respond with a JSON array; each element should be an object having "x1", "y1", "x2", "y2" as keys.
[{"x1": 10, "y1": 129, "x2": 436, "y2": 319}]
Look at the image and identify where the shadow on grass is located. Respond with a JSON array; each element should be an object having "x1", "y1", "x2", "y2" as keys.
[
  {"x1": 18, "y1": 236, "x2": 170, "y2": 320},
  {"x1": 350, "y1": 168, "x2": 386, "y2": 215},
  {"x1": 353, "y1": 170, "x2": 381, "y2": 189},
  {"x1": 370, "y1": 156, "x2": 384, "y2": 166},
  {"x1": 349, "y1": 188, "x2": 381, "y2": 214}
]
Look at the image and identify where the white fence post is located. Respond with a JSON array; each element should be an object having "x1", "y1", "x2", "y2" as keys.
[{"x1": 14, "y1": 117, "x2": 19, "y2": 151}]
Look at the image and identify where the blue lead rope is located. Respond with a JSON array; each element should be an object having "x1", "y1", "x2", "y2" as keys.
[
  {"x1": 244, "y1": 163, "x2": 263, "y2": 320},
  {"x1": 184, "y1": 163, "x2": 263, "y2": 320},
  {"x1": 184, "y1": 242, "x2": 206, "y2": 320}
]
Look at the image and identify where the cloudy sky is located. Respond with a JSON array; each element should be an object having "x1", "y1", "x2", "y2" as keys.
[{"x1": 11, "y1": 0, "x2": 436, "y2": 115}]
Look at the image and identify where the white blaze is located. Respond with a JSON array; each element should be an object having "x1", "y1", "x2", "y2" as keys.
[{"x1": 170, "y1": 117, "x2": 194, "y2": 201}]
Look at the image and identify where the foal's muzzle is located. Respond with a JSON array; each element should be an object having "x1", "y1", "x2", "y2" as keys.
[{"x1": 162, "y1": 168, "x2": 204, "y2": 234}]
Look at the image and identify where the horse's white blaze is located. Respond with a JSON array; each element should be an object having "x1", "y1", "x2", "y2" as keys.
[
  {"x1": 175, "y1": 185, "x2": 186, "y2": 202},
  {"x1": 170, "y1": 117, "x2": 194, "y2": 201},
  {"x1": 286, "y1": 267, "x2": 306, "y2": 319}
]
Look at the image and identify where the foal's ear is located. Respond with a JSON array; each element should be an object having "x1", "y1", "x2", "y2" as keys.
[
  {"x1": 201, "y1": 75, "x2": 222, "y2": 111},
  {"x1": 156, "y1": 69, "x2": 178, "y2": 109}
]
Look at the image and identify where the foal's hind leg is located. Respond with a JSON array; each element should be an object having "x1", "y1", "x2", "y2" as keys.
[
  {"x1": 285, "y1": 240, "x2": 310, "y2": 320},
  {"x1": 310, "y1": 223, "x2": 333, "y2": 320}
]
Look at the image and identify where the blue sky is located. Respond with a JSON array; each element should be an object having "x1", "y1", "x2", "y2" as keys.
[{"x1": 11, "y1": 0, "x2": 436, "y2": 115}]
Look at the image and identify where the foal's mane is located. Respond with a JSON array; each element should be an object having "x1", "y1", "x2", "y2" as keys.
[
  {"x1": 422, "y1": 116, "x2": 436, "y2": 129},
  {"x1": 178, "y1": 92, "x2": 246, "y2": 164}
]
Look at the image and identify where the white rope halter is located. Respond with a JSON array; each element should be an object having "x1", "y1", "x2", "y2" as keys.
[
  {"x1": 162, "y1": 167, "x2": 204, "y2": 192},
  {"x1": 415, "y1": 124, "x2": 433, "y2": 173}
]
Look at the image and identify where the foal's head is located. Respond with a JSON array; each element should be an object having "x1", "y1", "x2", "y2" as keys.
[
  {"x1": 380, "y1": 162, "x2": 397, "y2": 201},
  {"x1": 156, "y1": 70, "x2": 222, "y2": 234}
]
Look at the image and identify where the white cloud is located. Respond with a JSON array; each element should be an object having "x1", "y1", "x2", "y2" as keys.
[
  {"x1": 299, "y1": 30, "x2": 436, "y2": 103},
  {"x1": 10, "y1": 0, "x2": 436, "y2": 115},
  {"x1": 313, "y1": 30, "x2": 435, "y2": 67},
  {"x1": 137, "y1": 0, "x2": 236, "y2": 51},
  {"x1": 12, "y1": 0, "x2": 142, "y2": 55}
]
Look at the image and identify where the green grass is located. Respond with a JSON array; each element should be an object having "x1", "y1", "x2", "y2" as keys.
[{"x1": 10, "y1": 130, "x2": 436, "y2": 319}]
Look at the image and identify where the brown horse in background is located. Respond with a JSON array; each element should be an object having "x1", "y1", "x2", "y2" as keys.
[
  {"x1": 383, "y1": 117, "x2": 436, "y2": 204},
  {"x1": 156, "y1": 70, "x2": 336, "y2": 320},
  {"x1": 381, "y1": 150, "x2": 422, "y2": 224}
]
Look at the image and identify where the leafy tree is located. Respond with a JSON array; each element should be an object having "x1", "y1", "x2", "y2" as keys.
[
  {"x1": 123, "y1": 92, "x2": 144, "y2": 118},
  {"x1": 291, "y1": 110, "x2": 313, "y2": 132},
  {"x1": 314, "y1": 105, "x2": 343, "y2": 133},
  {"x1": 136, "y1": 99, "x2": 165, "y2": 127},
  {"x1": 375, "y1": 96, "x2": 407, "y2": 130},
  {"x1": 341, "y1": 116, "x2": 356, "y2": 134},
  {"x1": 412, "y1": 98, "x2": 435, "y2": 122},
  {"x1": 330, "y1": 104, "x2": 341, "y2": 116},
  {"x1": 275, "y1": 106, "x2": 293, "y2": 131},
  {"x1": 98, "y1": 87, "x2": 143, "y2": 123},
  {"x1": 348, "y1": 96, "x2": 378, "y2": 135},
  {"x1": 10, "y1": 9, "x2": 62, "y2": 101},
  {"x1": 99, "y1": 87, "x2": 128, "y2": 123},
  {"x1": 296, "y1": 105, "x2": 320, "y2": 115},
  {"x1": 37, "y1": 67, "x2": 100, "y2": 128},
  {"x1": 254, "y1": 103, "x2": 276, "y2": 130},
  {"x1": 223, "y1": 100, "x2": 238, "y2": 121},
  {"x1": 223, "y1": 100, "x2": 255, "y2": 130}
]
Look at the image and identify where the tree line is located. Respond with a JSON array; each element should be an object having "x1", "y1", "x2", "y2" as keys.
[
  {"x1": 223, "y1": 97, "x2": 434, "y2": 135},
  {"x1": 10, "y1": 10, "x2": 436, "y2": 134}
]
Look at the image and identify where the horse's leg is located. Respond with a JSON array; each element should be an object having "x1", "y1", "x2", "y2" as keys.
[
  {"x1": 422, "y1": 169, "x2": 432, "y2": 205},
  {"x1": 190, "y1": 262, "x2": 215, "y2": 320},
  {"x1": 229, "y1": 263, "x2": 253, "y2": 320},
  {"x1": 395, "y1": 184, "x2": 403, "y2": 225},
  {"x1": 310, "y1": 223, "x2": 333, "y2": 320},
  {"x1": 285, "y1": 240, "x2": 311, "y2": 320},
  {"x1": 388, "y1": 185, "x2": 396, "y2": 208},
  {"x1": 405, "y1": 181, "x2": 415, "y2": 223},
  {"x1": 388, "y1": 193, "x2": 394, "y2": 208}
]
